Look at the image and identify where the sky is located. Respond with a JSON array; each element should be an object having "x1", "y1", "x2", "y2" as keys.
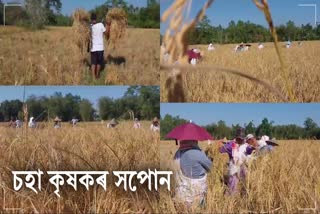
[
  {"x1": 160, "y1": 0, "x2": 320, "y2": 33},
  {"x1": 0, "y1": 86, "x2": 129, "y2": 107},
  {"x1": 160, "y1": 103, "x2": 320, "y2": 127},
  {"x1": 3, "y1": 0, "x2": 147, "y2": 15}
]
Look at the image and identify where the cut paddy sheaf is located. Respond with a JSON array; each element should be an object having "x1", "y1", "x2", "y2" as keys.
[
  {"x1": 160, "y1": 0, "x2": 320, "y2": 102},
  {"x1": 0, "y1": 9, "x2": 159, "y2": 85}
]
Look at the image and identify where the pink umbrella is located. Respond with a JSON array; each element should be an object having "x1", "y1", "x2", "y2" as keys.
[{"x1": 166, "y1": 122, "x2": 214, "y2": 142}]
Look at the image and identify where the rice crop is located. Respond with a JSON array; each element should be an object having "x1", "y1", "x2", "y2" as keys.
[
  {"x1": 159, "y1": 140, "x2": 320, "y2": 213},
  {"x1": 0, "y1": 121, "x2": 160, "y2": 213}
]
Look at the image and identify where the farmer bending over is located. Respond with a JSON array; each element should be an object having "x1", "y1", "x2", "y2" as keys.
[{"x1": 90, "y1": 13, "x2": 110, "y2": 79}]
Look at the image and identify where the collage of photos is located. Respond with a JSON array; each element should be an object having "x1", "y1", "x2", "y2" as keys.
[{"x1": 0, "y1": 0, "x2": 320, "y2": 213}]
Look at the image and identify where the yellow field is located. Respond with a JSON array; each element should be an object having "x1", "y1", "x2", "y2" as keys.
[
  {"x1": 160, "y1": 41, "x2": 320, "y2": 102},
  {"x1": 0, "y1": 121, "x2": 160, "y2": 213},
  {"x1": 0, "y1": 26, "x2": 159, "y2": 85},
  {"x1": 159, "y1": 140, "x2": 320, "y2": 213}
]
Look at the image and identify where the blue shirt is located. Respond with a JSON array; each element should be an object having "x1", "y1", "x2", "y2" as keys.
[{"x1": 174, "y1": 146, "x2": 212, "y2": 179}]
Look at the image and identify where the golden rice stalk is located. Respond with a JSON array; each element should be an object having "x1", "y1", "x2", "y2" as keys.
[
  {"x1": 72, "y1": 9, "x2": 90, "y2": 56},
  {"x1": 161, "y1": 0, "x2": 215, "y2": 102},
  {"x1": 106, "y1": 8, "x2": 128, "y2": 49},
  {"x1": 252, "y1": 0, "x2": 295, "y2": 101}
]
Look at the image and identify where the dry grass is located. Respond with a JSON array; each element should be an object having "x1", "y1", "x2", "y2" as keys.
[
  {"x1": 159, "y1": 140, "x2": 320, "y2": 213},
  {"x1": 0, "y1": 26, "x2": 159, "y2": 85},
  {"x1": 0, "y1": 121, "x2": 160, "y2": 213},
  {"x1": 160, "y1": 41, "x2": 320, "y2": 102}
]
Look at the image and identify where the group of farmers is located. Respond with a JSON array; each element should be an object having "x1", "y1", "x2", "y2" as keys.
[
  {"x1": 7, "y1": 116, "x2": 160, "y2": 132},
  {"x1": 167, "y1": 121, "x2": 278, "y2": 209}
]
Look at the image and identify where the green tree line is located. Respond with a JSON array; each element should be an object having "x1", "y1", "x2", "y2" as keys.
[
  {"x1": 0, "y1": 86, "x2": 159, "y2": 122},
  {"x1": 161, "y1": 114, "x2": 320, "y2": 140},
  {"x1": 0, "y1": 0, "x2": 159, "y2": 29},
  {"x1": 170, "y1": 16, "x2": 320, "y2": 44}
]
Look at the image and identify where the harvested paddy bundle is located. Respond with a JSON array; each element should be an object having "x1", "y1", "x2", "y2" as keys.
[
  {"x1": 72, "y1": 9, "x2": 90, "y2": 55},
  {"x1": 106, "y1": 8, "x2": 128, "y2": 49}
]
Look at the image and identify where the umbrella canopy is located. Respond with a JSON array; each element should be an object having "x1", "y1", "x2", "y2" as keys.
[{"x1": 166, "y1": 122, "x2": 214, "y2": 141}]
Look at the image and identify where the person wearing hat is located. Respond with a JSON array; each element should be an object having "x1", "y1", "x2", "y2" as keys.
[
  {"x1": 133, "y1": 118, "x2": 141, "y2": 129},
  {"x1": 54, "y1": 116, "x2": 62, "y2": 129},
  {"x1": 107, "y1": 118, "x2": 118, "y2": 128},
  {"x1": 166, "y1": 121, "x2": 213, "y2": 209},
  {"x1": 246, "y1": 135, "x2": 277, "y2": 155},
  {"x1": 150, "y1": 117, "x2": 160, "y2": 132},
  {"x1": 219, "y1": 127, "x2": 251, "y2": 195},
  {"x1": 174, "y1": 140, "x2": 212, "y2": 208},
  {"x1": 71, "y1": 118, "x2": 79, "y2": 127},
  {"x1": 28, "y1": 117, "x2": 36, "y2": 128}
]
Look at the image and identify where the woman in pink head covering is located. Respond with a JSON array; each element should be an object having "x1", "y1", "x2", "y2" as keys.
[{"x1": 167, "y1": 121, "x2": 213, "y2": 209}]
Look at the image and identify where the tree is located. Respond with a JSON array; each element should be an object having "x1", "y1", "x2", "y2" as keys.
[
  {"x1": 256, "y1": 118, "x2": 274, "y2": 137},
  {"x1": 304, "y1": 117, "x2": 318, "y2": 138},
  {"x1": 98, "y1": 97, "x2": 115, "y2": 120},
  {"x1": 24, "y1": 0, "x2": 62, "y2": 29},
  {"x1": 0, "y1": 100, "x2": 23, "y2": 121},
  {"x1": 245, "y1": 121, "x2": 256, "y2": 135},
  {"x1": 0, "y1": 0, "x2": 3, "y2": 25},
  {"x1": 79, "y1": 99, "x2": 94, "y2": 121}
]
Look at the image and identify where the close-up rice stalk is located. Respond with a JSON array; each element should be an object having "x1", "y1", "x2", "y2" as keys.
[{"x1": 160, "y1": 0, "x2": 320, "y2": 102}]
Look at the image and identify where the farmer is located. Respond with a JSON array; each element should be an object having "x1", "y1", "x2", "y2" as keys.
[
  {"x1": 245, "y1": 134, "x2": 279, "y2": 158},
  {"x1": 15, "y1": 119, "x2": 22, "y2": 128},
  {"x1": 107, "y1": 118, "x2": 118, "y2": 128},
  {"x1": 219, "y1": 128, "x2": 251, "y2": 195},
  {"x1": 28, "y1": 117, "x2": 36, "y2": 128},
  {"x1": 133, "y1": 118, "x2": 141, "y2": 129},
  {"x1": 208, "y1": 43, "x2": 215, "y2": 51},
  {"x1": 54, "y1": 116, "x2": 62, "y2": 129},
  {"x1": 90, "y1": 13, "x2": 111, "y2": 79},
  {"x1": 71, "y1": 118, "x2": 79, "y2": 127},
  {"x1": 8, "y1": 118, "x2": 15, "y2": 128},
  {"x1": 286, "y1": 40, "x2": 291, "y2": 48},
  {"x1": 187, "y1": 49, "x2": 201, "y2": 64},
  {"x1": 166, "y1": 121, "x2": 213, "y2": 209},
  {"x1": 258, "y1": 43, "x2": 264, "y2": 49},
  {"x1": 150, "y1": 117, "x2": 160, "y2": 132}
]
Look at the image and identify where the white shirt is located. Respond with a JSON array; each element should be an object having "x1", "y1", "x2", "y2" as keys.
[
  {"x1": 150, "y1": 124, "x2": 160, "y2": 132},
  {"x1": 91, "y1": 23, "x2": 106, "y2": 52}
]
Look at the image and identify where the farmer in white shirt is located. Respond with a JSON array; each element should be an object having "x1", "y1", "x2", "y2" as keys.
[
  {"x1": 133, "y1": 118, "x2": 141, "y2": 129},
  {"x1": 150, "y1": 117, "x2": 160, "y2": 132},
  {"x1": 90, "y1": 13, "x2": 110, "y2": 79}
]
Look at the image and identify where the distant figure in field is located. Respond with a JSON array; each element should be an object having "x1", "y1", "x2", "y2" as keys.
[
  {"x1": 286, "y1": 40, "x2": 291, "y2": 48},
  {"x1": 234, "y1": 43, "x2": 250, "y2": 52},
  {"x1": 298, "y1": 41, "x2": 302, "y2": 46},
  {"x1": 258, "y1": 43, "x2": 264, "y2": 49},
  {"x1": 133, "y1": 118, "x2": 141, "y2": 129},
  {"x1": 71, "y1": 118, "x2": 79, "y2": 127},
  {"x1": 150, "y1": 117, "x2": 160, "y2": 132},
  {"x1": 107, "y1": 118, "x2": 118, "y2": 128},
  {"x1": 208, "y1": 43, "x2": 215, "y2": 51},
  {"x1": 90, "y1": 13, "x2": 111, "y2": 79},
  {"x1": 187, "y1": 49, "x2": 201, "y2": 65},
  {"x1": 15, "y1": 119, "x2": 23, "y2": 128},
  {"x1": 28, "y1": 117, "x2": 36, "y2": 128},
  {"x1": 8, "y1": 118, "x2": 15, "y2": 128},
  {"x1": 54, "y1": 116, "x2": 62, "y2": 129}
]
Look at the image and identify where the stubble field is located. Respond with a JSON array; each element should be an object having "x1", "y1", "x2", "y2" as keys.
[{"x1": 0, "y1": 26, "x2": 159, "y2": 85}]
